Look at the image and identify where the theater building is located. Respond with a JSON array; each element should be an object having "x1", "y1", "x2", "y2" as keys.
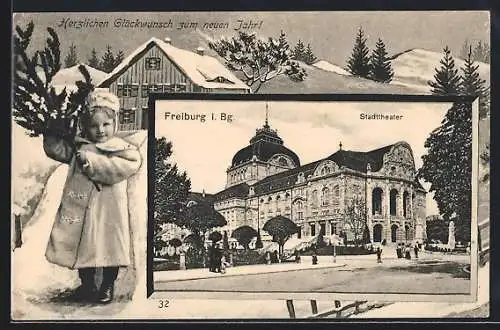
[{"x1": 212, "y1": 115, "x2": 427, "y2": 245}]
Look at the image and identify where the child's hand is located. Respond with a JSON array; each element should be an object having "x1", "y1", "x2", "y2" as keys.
[{"x1": 76, "y1": 150, "x2": 88, "y2": 165}]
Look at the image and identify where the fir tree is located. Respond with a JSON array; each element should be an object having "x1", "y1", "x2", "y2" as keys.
[
  {"x1": 154, "y1": 137, "x2": 191, "y2": 235},
  {"x1": 87, "y1": 48, "x2": 100, "y2": 69},
  {"x1": 346, "y1": 27, "x2": 371, "y2": 78},
  {"x1": 460, "y1": 46, "x2": 489, "y2": 119},
  {"x1": 64, "y1": 43, "x2": 79, "y2": 68},
  {"x1": 114, "y1": 50, "x2": 125, "y2": 68},
  {"x1": 369, "y1": 38, "x2": 394, "y2": 83},
  {"x1": 13, "y1": 21, "x2": 93, "y2": 138},
  {"x1": 100, "y1": 45, "x2": 116, "y2": 73},
  {"x1": 304, "y1": 43, "x2": 318, "y2": 65},
  {"x1": 292, "y1": 39, "x2": 306, "y2": 61},
  {"x1": 459, "y1": 40, "x2": 471, "y2": 61},
  {"x1": 473, "y1": 40, "x2": 484, "y2": 62},
  {"x1": 428, "y1": 46, "x2": 461, "y2": 95}
]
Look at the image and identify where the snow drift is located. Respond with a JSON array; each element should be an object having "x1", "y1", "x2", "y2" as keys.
[
  {"x1": 312, "y1": 60, "x2": 350, "y2": 76},
  {"x1": 390, "y1": 48, "x2": 490, "y2": 92}
]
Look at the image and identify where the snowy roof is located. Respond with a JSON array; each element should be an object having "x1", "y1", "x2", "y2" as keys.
[{"x1": 98, "y1": 37, "x2": 250, "y2": 91}]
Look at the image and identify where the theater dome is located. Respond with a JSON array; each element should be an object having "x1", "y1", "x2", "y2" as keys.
[{"x1": 230, "y1": 118, "x2": 300, "y2": 168}]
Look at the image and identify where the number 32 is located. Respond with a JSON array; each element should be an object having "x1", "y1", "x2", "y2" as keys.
[{"x1": 158, "y1": 300, "x2": 170, "y2": 308}]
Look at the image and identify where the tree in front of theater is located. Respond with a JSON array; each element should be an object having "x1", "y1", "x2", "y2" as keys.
[
  {"x1": 263, "y1": 215, "x2": 299, "y2": 256},
  {"x1": 343, "y1": 196, "x2": 368, "y2": 246},
  {"x1": 231, "y1": 225, "x2": 258, "y2": 250}
]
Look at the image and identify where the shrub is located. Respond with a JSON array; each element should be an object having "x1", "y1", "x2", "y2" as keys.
[
  {"x1": 185, "y1": 246, "x2": 206, "y2": 269},
  {"x1": 231, "y1": 249, "x2": 266, "y2": 266}
]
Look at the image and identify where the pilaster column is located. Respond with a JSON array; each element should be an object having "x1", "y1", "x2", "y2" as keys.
[
  {"x1": 398, "y1": 187, "x2": 404, "y2": 218},
  {"x1": 366, "y1": 180, "x2": 373, "y2": 242},
  {"x1": 385, "y1": 181, "x2": 391, "y2": 242}
]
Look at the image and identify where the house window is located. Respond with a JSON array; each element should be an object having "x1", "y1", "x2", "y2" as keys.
[
  {"x1": 131, "y1": 84, "x2": 139, "y2": 97},
  {"x1": 118, "y1": 84, "x2": 138, "y2": 97},
  {"x1": 117, "y1": 84, "x2": 123, "y2": 97},
  {"x1": 173, "y1": 83, "x2": 187, "y2": 92},
  {"x1": 119, "y1": 109, "x2": 135, "y2": 125},
  {"x1": 145, "y1": 57, "x2": 161, "y2": 70},
  {"x1": 297, "y1": 211, "x2": 303, "y2": 220},
  {"x1": 141, "y1": 84, "x2": 149, "y2": 98}
]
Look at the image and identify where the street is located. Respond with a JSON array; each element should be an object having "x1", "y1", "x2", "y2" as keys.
[{"x1": 155, "y1": 253, "x2": 471, "y2": 295}]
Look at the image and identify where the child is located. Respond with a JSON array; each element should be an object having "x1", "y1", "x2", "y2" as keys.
[{"x1": 43, "y1": 90, "x2": 142, "y2": 304}]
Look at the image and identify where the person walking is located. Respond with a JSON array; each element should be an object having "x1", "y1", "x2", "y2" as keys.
[
  {"x1": 414, "y1": 244, "x2": 419, "y2": 259},
  {"x1": 376, "y1": 247, "x2": 382, "y2": 263}
]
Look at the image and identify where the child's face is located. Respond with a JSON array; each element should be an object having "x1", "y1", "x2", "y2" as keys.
[{"x1": 86, "y1": 111, "x2": 115, "y2": 143}]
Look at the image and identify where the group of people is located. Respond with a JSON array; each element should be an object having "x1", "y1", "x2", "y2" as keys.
[
  {"x1": 396, "y1": 243, "x2": 420, "y2": 260},
  {"x1": 264, "y1": 250, "x2": 281, "y2": 264},
  {"x1": 208, "y1": 242, "x2": 230, "y2": 273}
]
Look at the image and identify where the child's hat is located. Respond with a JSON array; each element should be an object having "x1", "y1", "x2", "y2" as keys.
[{"x1": 85, "y1": 88, "x2": 120, "y2": 112}]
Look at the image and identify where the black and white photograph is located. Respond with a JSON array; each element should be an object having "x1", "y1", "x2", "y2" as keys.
[
  {"x1": 152, "y1": 98, "x2": 478, "y2": 302},
  {"x1": 11, "y1": 10, "x2": 490, "y2": 320}
]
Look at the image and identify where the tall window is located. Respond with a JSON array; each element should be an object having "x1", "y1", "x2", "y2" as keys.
[
  {"x1": 403, "y1": 191, "x2": 410, "y2": 218},
  {"x1": 390, "y1": 189, "x2": 398, "y2": 216},
  {"x1": 331, "y1": 222, "x2": 337, "y2": 235},
  {"x1": 372, "y1": 188, "x2": 383, "y2": 215},
  {"x1": 310, "y1": 223, "x2": 316, "y2": 236},
  {"x1": 311, "y1": 190, "x2": 318, "y2": 207},
  {"x1": 321, "y1": 187, "x2": 330, "y2": 206}
]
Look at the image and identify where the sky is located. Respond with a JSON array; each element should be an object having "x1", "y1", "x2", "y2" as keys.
[
  {"x1": 155, "y1": 100, "x2": 452, "y2": 216},
  {"x1": 13, "y1": 11, "x2": 490, "y2": 67}
]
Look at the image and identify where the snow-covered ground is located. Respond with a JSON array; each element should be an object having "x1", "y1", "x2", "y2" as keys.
[
  {"x1": 312, "y1": 60, "x2": 350, "y2": 76},
  {"x1": 390, "y1": 48, "x2": 490, "y2": 92},
  {"x1": 308, "y1": 48, "x2": 490, "y2": 94},
  {"x1": 11, "y1": 124, "x2": 59, "y2": 238}
]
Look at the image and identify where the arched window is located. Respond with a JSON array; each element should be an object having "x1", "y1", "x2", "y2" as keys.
[
  {"x1": 391, "y1": 224, "x2": 398, "y2": 243},
  {"x1": 403, "y1": 191, "x2": 410, "y2": 218},
  {"x1": 296, "y1": 200, "x2": 303, "y2": 210},
  {"x1": 405, "y1": 225, "x2": 410, "y2": 241},
  {"x1": 333, "y1": 185, "x2": 340, "y2": 197},
  {"x1": 390, "y1": 189, "x2": 398, "y2": 216},
  {"x1": 322, "y1": 187, "x2": 330, "y2": 206},
  {"x1": 372, "y1": 188, "x2": 383, "y2": 215},
  {"x1": 373, "y1": 224, "x2": 383, "y2": 242}
]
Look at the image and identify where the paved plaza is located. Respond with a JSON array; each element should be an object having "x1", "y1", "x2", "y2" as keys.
[{"x1": 155, "y1": 251, "x2": 471, "y2": 295}]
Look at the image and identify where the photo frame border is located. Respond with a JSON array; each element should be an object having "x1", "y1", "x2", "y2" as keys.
[{"x1": 147, "y1": 93, "x2": 480, "y2": 303}]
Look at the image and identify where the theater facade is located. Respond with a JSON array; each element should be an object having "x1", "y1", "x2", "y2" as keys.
[{"x1": 212, "y1": 115, "x2": 427, "y2": 245}]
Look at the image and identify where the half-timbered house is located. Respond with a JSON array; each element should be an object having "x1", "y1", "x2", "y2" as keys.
[{"x1": 98, "y1": 37, "x2": 251, "y2": 131}]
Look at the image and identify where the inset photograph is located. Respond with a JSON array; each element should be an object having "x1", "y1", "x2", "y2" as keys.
[{"x1": 152, "y1": 98, "x2": 477, "y2": 302}]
